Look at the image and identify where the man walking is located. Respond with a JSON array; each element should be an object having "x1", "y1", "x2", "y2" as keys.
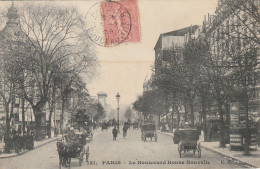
[
  {"x1": 112, "y1": 126, "x2": 118, "y2": 141},
  {"x1": 123, "y1": 125, "x2": 128, "y2": 138}
]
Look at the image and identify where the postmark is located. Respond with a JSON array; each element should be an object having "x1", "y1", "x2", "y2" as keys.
[{"x1": 85, "y1": 1, "x2": 132, "y2": 47}]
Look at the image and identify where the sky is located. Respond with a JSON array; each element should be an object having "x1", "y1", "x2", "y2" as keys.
[
  {"x1": 85, "y1": 0, "x2": 218, "y2": 109},
  {"x1": 0, "y1": 0, "x2": 218, "y2": 111}
]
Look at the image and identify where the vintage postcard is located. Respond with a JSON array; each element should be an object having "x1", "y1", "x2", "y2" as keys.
[{"x1": 0, "y1": 0, "x2": 260, "y2": 169}]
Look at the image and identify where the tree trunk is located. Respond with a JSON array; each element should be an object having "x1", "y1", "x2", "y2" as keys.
[
  {"x1": 184, "y1": 97, "x2": 188, "y2": 122},
  {"x1": 218, "y1": 102, "x2": 226, "y2": 148},
  {"x1": 189, "y1": 101, "x2": 195, "y2": 127},
  {"x1": 21, "y1": 97, "x2": 26, "y2": 150},
  {"x1": 177, "y1": 110, "x2": 180, "y2": 130},
  {"x1": 201, "y1": 95, "x2": 208, "y2": 141},
  {"x1": 60, "y1": 96, "x2": 65, "y2": 134},
  {"x1": 171, "y1": 111, "x2": 174, "y2": 132},
  {"x1": 22, "y1": 97, "x2": 25, "y2": 137},
  {"x1": 47, "y1": 95, "x2": 55, "y2": 138},
  {"x1": 4, "y1": 93, "x2": 14, "y2": 153},
  {"x1": 47, "y1": 114, "x2": 52, "y2": 138},
  {"x1": 35, "y1": 112, "x2": 42, "y2": 141},
  {"x1": 224, "y1": 102, "x2": 230, "y2": 126},
  {"x1": 243, "y1": 92, "x2": 250, "y2": 156},
  {"x1": 4, "y1": 119, "x2": 11, "y2": 153}
]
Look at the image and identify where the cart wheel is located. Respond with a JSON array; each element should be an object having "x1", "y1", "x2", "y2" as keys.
[
  {"x1": 198, "y1": 143, "x2": 201, "y2": 158},
  {"x1": 86, "y1": 146, "x2": 90, "y2": 162}
]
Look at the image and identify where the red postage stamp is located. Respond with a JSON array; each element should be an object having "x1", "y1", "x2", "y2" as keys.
[
  {"x1": 86, "y1": 0, "x2": 140, "y2": 47},
  {"x1": 115, "y1": 0, "x2": 140, "y2": 44}
]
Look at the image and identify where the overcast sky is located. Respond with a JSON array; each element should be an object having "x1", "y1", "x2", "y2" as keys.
[
  {"x1": 85, "y1": 0, "x2": 218, "y2": 109},
  {"x1": 0, "y1": 0, "x2": 218, "y2": 110}
]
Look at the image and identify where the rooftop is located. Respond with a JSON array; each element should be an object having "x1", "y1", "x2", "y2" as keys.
[{"x1": 154, "y1": 25, "x2": 199, "y2": 50}]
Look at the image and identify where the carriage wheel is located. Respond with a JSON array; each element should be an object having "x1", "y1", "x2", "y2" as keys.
[
  {"x1": 86, "y1": 146, "x2": 90, "y2": 162},
  {"x1": 155, "y1": 133, "x2": 157, "y2": 142},
  {"x1": 197, "y1": 143, "x2": 201, "y2": 158}
]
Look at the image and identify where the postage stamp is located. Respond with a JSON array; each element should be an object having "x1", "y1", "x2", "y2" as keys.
[{"x1": 85, "y1": 0, "x2": 140, "y2": 47}]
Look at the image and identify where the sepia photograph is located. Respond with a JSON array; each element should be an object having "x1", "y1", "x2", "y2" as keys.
[{"x1": 0, "y1": 0, "x2": 259, "y2": 168}]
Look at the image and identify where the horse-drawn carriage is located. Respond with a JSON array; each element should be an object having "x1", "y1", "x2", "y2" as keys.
[
  {"x1": 101, "y1": 122, "x2": 109, "y2": 131},
  {"x1": 141, "y1": 123, "x2": 157, "y2": 142},
  {"x1": 57, "y1": 110, "x2": 91, "y2": 168},
  {"x1": 174, "y1": 129, "x2": 201, "y2": 158},
  {"x1": 57, "y1": 131, "x2": 90, "y2": 169}
]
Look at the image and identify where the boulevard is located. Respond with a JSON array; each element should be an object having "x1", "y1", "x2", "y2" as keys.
[{"x1": 0, "y1": 128, "x2": 247, "y2": 169}]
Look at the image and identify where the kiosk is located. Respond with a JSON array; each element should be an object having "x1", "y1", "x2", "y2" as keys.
[{"x1": 229, "y1": 102, "x2": 257, "y2": 150}]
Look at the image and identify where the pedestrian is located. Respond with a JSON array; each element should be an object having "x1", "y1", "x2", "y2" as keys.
[
  {"x1": 112, "y1": 126, "x2": 118, "y2": 141},
  {"x1": 123, "y1": 125, "x2": 128, "y2": 138}
]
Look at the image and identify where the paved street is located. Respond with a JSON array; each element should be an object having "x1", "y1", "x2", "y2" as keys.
[{"x1": 0, "y1": 128, "x2": 248, "y2": 169}]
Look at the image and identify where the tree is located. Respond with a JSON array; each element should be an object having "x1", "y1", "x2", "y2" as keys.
[
  {"x1": 224, "y1": 0, "x2": 260, "y2": 155},
  {"x1": 151, "y1": 45, "x2": 199, "y2": 128},
  {"x1": 0, "y1": 36, "x2": 26, "y2": 152},
  {"x1": 133, "y1": 91, "x2": 154, "y2": 120},
  {"x1": 132, "y1": 89, "x2": 167, "y2": 122},
  {"x1": 182, "y1": 39, "x2": 213, "y2": 141},
  {"x1": 13, "y1": 3, "x2": 97, "y2": 140}
]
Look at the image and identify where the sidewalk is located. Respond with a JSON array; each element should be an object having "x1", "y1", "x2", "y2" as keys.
[
  {"x1": 0, "y1": 136, "x2": 59, "y2": 159},
  {"x1": 157, "y1": 130, "x2": 260, "y2": 168}
]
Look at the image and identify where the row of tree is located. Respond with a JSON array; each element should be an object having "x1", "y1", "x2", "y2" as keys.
[
  {"x1": 133, "y1": 0, "x2": 260, "y2": 155},
  {"x1": 0, "y1": 2, "x2": 97, "y2": 146}
]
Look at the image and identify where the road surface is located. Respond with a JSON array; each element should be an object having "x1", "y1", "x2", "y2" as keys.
[{"x1": 0, "y1": 128, "x2": 247, "y2": 169}]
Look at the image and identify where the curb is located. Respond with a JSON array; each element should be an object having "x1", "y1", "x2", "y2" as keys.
[
  {"x1": 157, "y1": 131, "x2": 258, "y2": 168},
  {"x1": 0, "y1": 138, "x2": 57, "y2": 159}
]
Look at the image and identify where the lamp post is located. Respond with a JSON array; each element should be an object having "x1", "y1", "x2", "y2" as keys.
[
  {"x1": 169, "y1": 106, "x2": 173, "y2": 133},
  {"x1": 116, "y1": 93, "x2": 120, "y2": 133}
]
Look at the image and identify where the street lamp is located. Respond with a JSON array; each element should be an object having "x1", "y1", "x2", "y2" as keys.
[
  {"x1": 116, "y1": 93, "x2": 120, "y2": 133},
  {"x1": 169, "y1": 106, "x2": 173, "y2": 133}
]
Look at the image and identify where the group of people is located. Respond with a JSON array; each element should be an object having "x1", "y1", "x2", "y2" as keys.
[
  {"x1": 4, "y1": 131, "x2": 34, "y2": 153},
  {"x1": 112, "y1": 124, "x2": 129, "y2": 141},
  {"x1": 62, "y1": 125, "x2": 91, "y2": 145}
]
